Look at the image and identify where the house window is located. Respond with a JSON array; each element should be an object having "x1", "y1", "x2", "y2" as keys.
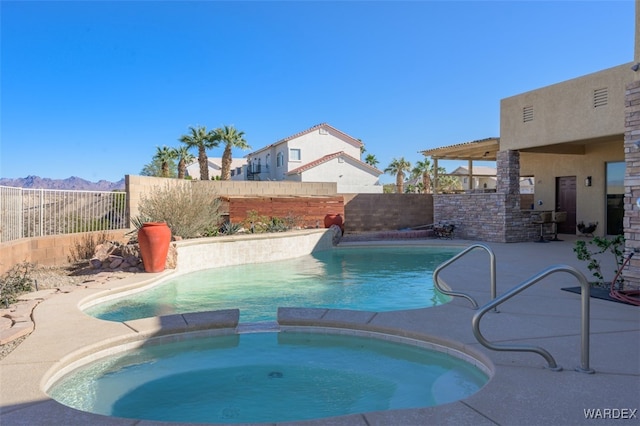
[
  {"x1": 523, "y1": 106, "x2": 534, "y2": 122},
  {"x1": 606, "y1": 162, "x2": 624, "y2": 235},
  {"x1": 276, "y1": 152, "x2": 284, "y2": 167},
  {"x1": 289, "y1": 148, "x2": 301, "y2": 161},
  {"x1": 593, "y1": 88, "x2": 608, "y2": 108}
]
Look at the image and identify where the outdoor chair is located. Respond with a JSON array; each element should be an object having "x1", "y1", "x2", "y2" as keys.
[
  {"x1": 532, "y1": 211, "x2": 552, "y2": 243},
  {"x1": 433, "y1": 222, "x2": 455, "y2": 239},
  {"x1": 550, "y1": 211, "x2": 567, "y2": 241}
]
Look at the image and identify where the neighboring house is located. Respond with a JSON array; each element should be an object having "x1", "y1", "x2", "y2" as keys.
[
  {"x1": 185, "y1": 158, "x2": 246, "y2": 180},
  {"x1": 232, "y1": 123, "x2": 383, "y2": 193},
  {"x1": 450, "y1": 166, "x2": 497, "y2": 191}
]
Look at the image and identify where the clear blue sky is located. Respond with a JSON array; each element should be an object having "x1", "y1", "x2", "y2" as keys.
[{"x1": 0, "y1": 1, "x2": 635, "y2": 183}]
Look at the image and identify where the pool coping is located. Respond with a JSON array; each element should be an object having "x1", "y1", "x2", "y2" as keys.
[{"x1": 1, "y1": 235, "x2": 638, "y2": 425}]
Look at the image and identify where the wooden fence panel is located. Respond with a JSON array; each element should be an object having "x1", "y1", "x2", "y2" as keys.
[{"x1": 228, "y1": 196, "x2": 344, "y2": 228}]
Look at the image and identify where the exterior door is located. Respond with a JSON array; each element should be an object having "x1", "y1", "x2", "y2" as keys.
[{"x1": 555, "y1": 176, "x2": 577, "y2": 234}]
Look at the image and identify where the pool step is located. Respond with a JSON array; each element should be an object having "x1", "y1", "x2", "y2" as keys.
[{"x1": 237, "y1": 321, "x2": 280, "y2": 334}]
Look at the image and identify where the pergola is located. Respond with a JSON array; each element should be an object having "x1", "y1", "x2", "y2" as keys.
[{"x1": 420, "y1": 137, "x2": 500, "y2": 192}]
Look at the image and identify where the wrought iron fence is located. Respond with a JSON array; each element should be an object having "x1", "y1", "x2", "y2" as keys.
[{"x1": 0, "y1": 186, "x2": 128, "y2": 243}]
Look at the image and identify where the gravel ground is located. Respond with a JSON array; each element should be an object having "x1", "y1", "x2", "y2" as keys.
[{"x1": 0, "y1": 335, "x2": 27, "y2": 360}]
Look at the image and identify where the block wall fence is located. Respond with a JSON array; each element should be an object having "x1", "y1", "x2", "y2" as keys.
[{"x1": 0, "y1": 230, "x2": 129, "y2": 276}]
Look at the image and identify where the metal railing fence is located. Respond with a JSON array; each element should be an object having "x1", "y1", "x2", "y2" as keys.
[{"x1": 0, "y1": 186, "x2": 128, "y2": 243}]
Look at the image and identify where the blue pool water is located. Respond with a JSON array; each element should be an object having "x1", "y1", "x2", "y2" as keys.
[
  {"x1": 48, "y1": 332, "x2": 488, "y2": 423},
  {"x1": 86, "y1": 246, "x2": 459, "y2": 322}
]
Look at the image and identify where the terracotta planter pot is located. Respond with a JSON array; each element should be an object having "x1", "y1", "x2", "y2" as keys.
[
  {"x1": 324, "y1": 213, "x2": 344, "y2": 229},
  {"x1": 138, "y1": 222, "x2": 172, "y2": 273}
]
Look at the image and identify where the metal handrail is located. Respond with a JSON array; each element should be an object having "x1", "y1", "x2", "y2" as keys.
[
  {"x1": 471, "y1": 264, "x2": 594, "y2": 374},
  {"x1": 433, "y1": 243, "x2": 496, "y2": 309}
]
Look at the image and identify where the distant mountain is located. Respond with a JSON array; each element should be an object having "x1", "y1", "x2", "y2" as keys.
[{"x1": 0, "y1": 175, "x2": 125, "y2": 191}]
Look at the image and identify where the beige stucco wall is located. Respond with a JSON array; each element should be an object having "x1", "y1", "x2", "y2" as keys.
[
  {"x1": 501, "y1": 64, "x2": 634, "y2": 150},
  {"x1": 519, "y1": 140, "x2": 623, "y2": 235}
]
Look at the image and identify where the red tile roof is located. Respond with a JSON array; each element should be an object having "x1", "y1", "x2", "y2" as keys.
[
  {"x1": 250, "y1": 123, "x2": 363, "y2": 155},
  {"x1": 286, "y1": 151, "x2": 382, "y2": 176}
]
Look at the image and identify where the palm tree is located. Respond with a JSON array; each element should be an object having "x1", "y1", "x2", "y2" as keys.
[
  {"x1": 384, "y1": 157, "x2": 411, "y2": 194},
  {"x1": 173, "y1": 146, "x2": 195, "y2": 179},
  {"x1": 411, "y1": 158, "x2": 432, "y2": 193},
  {"x1": 153, "y1": 146, "x2": 177, "y2": 178},
  {"x1": 213, "y1": 125, "x2": 250, "y2": 180},
  {"x1": 179, "y1": 126, "x2": 218, "y2": 180},
  {"x1": 365, "y1": 154, "x2": 379, "y2": 167}
]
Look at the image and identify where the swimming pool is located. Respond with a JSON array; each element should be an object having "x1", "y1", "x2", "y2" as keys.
[
  {"x1": 47, "y1": 331, "x2": 489, "y2": 423},
  {"x1": 86, "y1": 246, "x2": 459, "y2": 322}
]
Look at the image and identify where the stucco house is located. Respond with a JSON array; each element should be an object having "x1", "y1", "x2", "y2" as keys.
[
  {"x1": 185, "y1": 158, "x2": 246, "y2": 180},
  {"x1": 421, "y1": 7, "x2": 640, "y2": 287},
  {"x1": 450, "y1": 166, "x2": 497, "y2": 192},
  {"x1": 231, "y1": 123, "x2": 383, "y2": 193}
]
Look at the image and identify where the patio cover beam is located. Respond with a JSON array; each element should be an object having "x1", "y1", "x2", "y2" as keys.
[{"x1": 420, "y1": 137, "x2": 499, "y2": 193}]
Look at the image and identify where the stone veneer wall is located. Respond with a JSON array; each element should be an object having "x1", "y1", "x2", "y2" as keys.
[
  {"x1": 434, "y1": 151, "x2": 538, "y2": 243},
  {"x1": 343, "y1": 193, "x2": 433, "y2": 232},
  {"x1": 623, "y1": 79, "x2": 640, "y2": 289},
  {"x1": 0, "y1": 230, "x2": 129, "y2": 276},
  {"x1": 434, "y1": 193, "x2": 537, "y2": 242}
]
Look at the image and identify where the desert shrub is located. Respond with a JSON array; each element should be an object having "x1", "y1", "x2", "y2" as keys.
[
  {"x1": 137, "y1": 183, "x2": 222, "y2": 239},
  {"x1": 266, "y1": 217, "x2": 288, "y2": 232},
  {"x1": 243, "y1": 210, "x2": 270, "y2": 233},
  {"x1": 0, "y1": 262, "x2": 35, "y2": 307},
  {"x1": 68, "y1": 231, "x2": 111, "y2": 263},
  {"x1": 283, "y1": 211, "x2": 303, "y2": 229},
  {"x1": 242, "y1": 210, "x2": 302, "y2": 233}
]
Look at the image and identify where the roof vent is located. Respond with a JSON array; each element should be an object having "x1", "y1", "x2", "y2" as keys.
[
  {"x1": 319, "y1": 128, "x2": 328, "y2": 135},
  {"x1": 523, "y1": 106, "x2": 534, "y2": 123},
  {"x1": 593, "y1": 88, "x2": 608, "y2": 108}
]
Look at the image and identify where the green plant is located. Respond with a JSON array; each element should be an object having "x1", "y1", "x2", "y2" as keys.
[
  {"x1": 244, "y1": 210, "x2": 270, "y2": 233},
  {"x1": 125, "y1": 215, "x2": 152, "y2": 243},
  {"x1": 242, "y1": 210, "x2": 301, "y2": 233},
  {"x1": 0, "y1": 262, "x2": 35, "y2": 307},
  {"x1": 137, "y1": 183, "x2": 222, "y2": 239},
  {"x1": 573, "y1": 235, "x2": 625, "y2": 287},
  {"x1": 201, "y1": 224, "x2": 219, "y2": 237},
  {"x1": 265, "y1": 217, "x2": 288, "y2": 233},
  {"x1": 219, "y1": 221, "x2": 241, "y2": 235}
]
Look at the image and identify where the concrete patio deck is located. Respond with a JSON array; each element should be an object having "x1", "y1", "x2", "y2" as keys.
[{"x1": 0, "y1": 235, "x2": 638, "y2": 425}]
